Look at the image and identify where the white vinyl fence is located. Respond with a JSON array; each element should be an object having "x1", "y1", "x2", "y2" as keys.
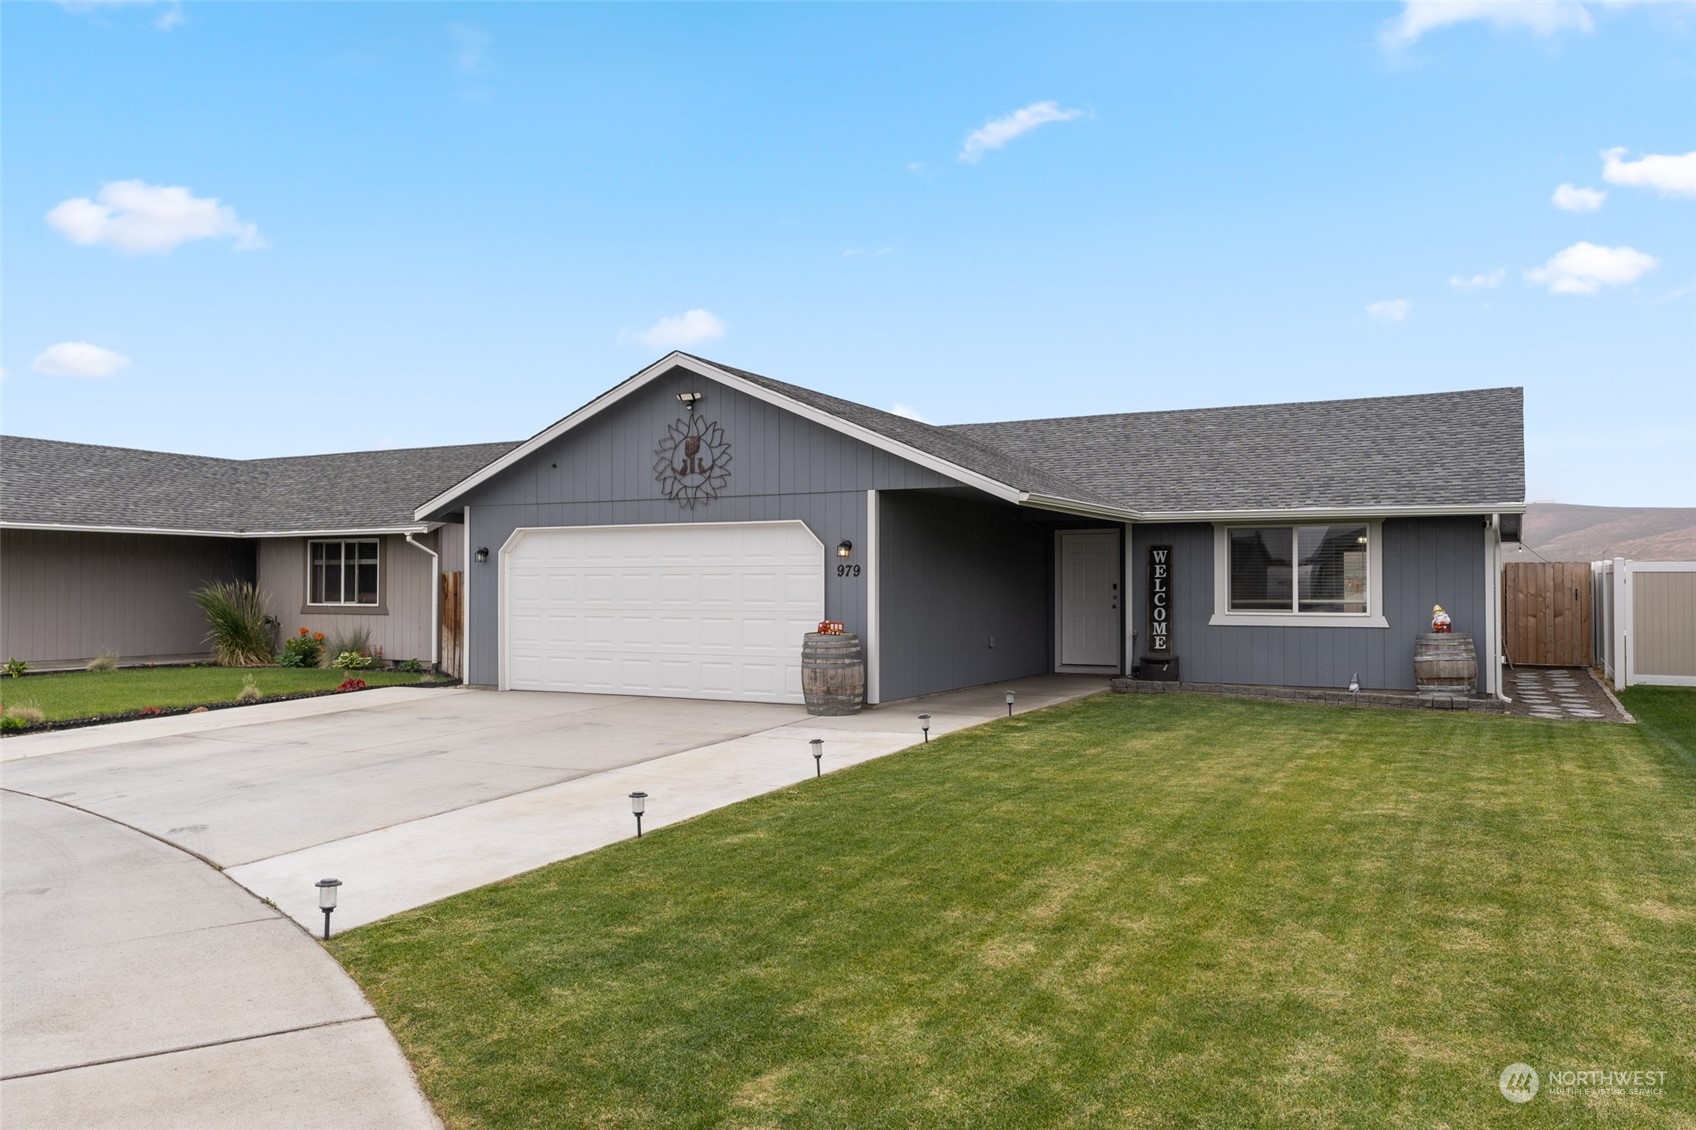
[{"x1": 1593, "y1": 559, "x2": 1696, "y2": 688}]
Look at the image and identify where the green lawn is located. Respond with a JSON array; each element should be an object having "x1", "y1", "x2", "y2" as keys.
[
  {"x1": 0, "y1": 665, "x2": 443, "y2": 722},
  {"x1": 333, "y1": 692, "x2": 1696, "y2": 1129}
]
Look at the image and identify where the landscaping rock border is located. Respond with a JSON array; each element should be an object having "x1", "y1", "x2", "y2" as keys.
[{"x1": 1110, "y1": 677, "x2": 1506, "y2": 713}]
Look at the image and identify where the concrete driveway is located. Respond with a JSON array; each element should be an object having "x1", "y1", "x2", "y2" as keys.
[
  {"x1": 2, "y1": 687, "x2": 802, "y2": 867},
  {"x1": 0, "y1": 791, "x2": 438, "y2": 1129},
  {"x1": 2, "y1": 676, "x2": 1106, "y2": 1125}
]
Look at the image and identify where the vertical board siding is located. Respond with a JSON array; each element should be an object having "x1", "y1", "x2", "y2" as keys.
[
  {"x1": 461, "y1": 369, "x2": 955, "y2": 685},
  {"x1": 877, "y1": 491, "x2": 1054, "y2": 701},
  {"x1": 257, "y1": 532, "x2": 439, "y2": 664},
  {"x1": 0, "y1": 529, "x2": 255, "y2": 665},
  {"x1": 1503, "y1": 561, "x2": 1593, "y2": 666},
  {"x1": 1633, "y1": 570, "x2": 1696, "y2": 678},
  {"x1": 1132, "y1": 517, "x2": 1486, "y2": 691}
]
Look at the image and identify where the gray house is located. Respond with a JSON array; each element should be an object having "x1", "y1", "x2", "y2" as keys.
[
  {"x1": 0, "y1": 438, "x2": 514, "y2": 670},
  {"x1": 1, "y1": 352, "x2": 1525, "y2": 700}
]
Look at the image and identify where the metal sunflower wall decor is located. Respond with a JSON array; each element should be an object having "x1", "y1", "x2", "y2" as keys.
[{"x1": 653, "y1": 415, "x2": 732, "y2": 508}]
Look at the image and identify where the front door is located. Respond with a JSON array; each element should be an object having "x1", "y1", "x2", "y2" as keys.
[{"x1": 1059, "y1": 529, "x2": 1121, "y2": 668}]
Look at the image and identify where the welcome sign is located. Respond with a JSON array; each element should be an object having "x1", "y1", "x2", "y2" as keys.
[{"x1": 1148, "y1": 546, "x2": 1173, "y2": 654}]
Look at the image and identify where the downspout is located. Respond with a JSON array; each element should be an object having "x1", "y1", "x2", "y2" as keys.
[
  {"x1": 1489, "y1": 514, "x2": 1509, "y2": 703},
  {"x1": 404, "y1": 532, "x2": 440, "y2": 670}
]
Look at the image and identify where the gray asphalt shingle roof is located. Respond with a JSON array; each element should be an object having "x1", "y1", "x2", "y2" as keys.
[
  {"x1": 1, "y1": 364, "x2": 1524, "y2": 534},
  {"x1": 0, "y1": 436, "x2": 519, "y2": 533},
  {"x1": 948, "y1": 386, "x2": 1526, "y2": 513},
  {"x1": 699, "y1": 358, "x2": 1127, "y2": 509}
]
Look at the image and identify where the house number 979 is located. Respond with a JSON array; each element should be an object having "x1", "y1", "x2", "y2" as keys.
[{"x1": 836, "y1": 563, "x2": 862, "y2": 578}]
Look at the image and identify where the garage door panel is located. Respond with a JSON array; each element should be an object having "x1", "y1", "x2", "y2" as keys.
[{"x1": 504, "y1": 522, "x2": 824, "y2": 703}]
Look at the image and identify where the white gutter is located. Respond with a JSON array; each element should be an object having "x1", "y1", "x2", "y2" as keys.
[
  {"x1": 1015, "y1": 494, "x2": 1527, "y2": 525},
  {"x1": 0, "y1": 520, "x2": 434, "y2": 539},
  {"x1": 403, "y1": 532, "x2": 441, "y2": 669}
]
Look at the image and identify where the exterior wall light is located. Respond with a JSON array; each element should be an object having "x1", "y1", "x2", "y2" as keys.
[
  {"x1": 629, "y1": 791, "x2": 647, "y2": 837},
  {"x1": 1005, "y1": 691, "x2": 1016, "y2": 717},
  {"x1": 474, "y1": 547, "x2": 490, "y2": 564},
  {"x1": 315, "y1": 878, "x2": 341, "y2": 940},
  {"x1": 918, "y1": 713, "x2": 931, "y2": 742},
  {"x1": 837, "y1": 540, "x2": 853, "y2": 558},
  {"x1": 676, "y1": 391, "x2": 702, "y2": 411},
  {"x1": 810, "y1": 738, "x2": 823, "y2": 777}
]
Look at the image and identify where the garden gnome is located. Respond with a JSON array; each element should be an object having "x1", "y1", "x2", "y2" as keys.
[{"x1": 1431, "y1": 604, "x2": 1452, "y2": 633}]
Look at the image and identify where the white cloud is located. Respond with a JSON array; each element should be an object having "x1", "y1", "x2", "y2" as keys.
[
  {"x1": 448, "y1": 23, "x2": 491, "y2": 73},
  {"x1": 958, "y1": 101, "x2": 1084, "y2": 164},
  {"x1": 32, "y1": 342, "x2": 132, "y2": 378},
  {"x1": 843, "y1": 246, "x2": 894, "y2": 258},
  {"x1": 1524, "y1": 241, "x2": 1657, "y2": 294},
  {"x1": 57, "y1": 0, "x2": 182, "y2": 29},
  {"x1": 1552, "y1": 183, "x2": 1607, "y2": 211},
  {"x1": 623, "y1": 309, "x2": 727, "y2": 350},
  {"x1": 1380, "y1": 1, "x2": 1595, "y2": 48},
  {"x1": 1449, "y1": 269, "x2": 1505, "y2": 290},
  {"x1": 890, "y1": 403, "x2": 932, "y2": 424},
  {"x1": 1366, "y1": 299, "x2": 1412, "y2": 323},
  {"x1": 47, "y1": 180, "x2": 266, "y2": 254},
  {"x1": 1601, "y1": 147, "x2": 1696, "y2": 197}
]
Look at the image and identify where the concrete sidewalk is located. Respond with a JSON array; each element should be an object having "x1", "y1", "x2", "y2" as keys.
[
  {"x1": 0, "y1": 792, "x2": 439, "y2": 1129},
  {"x1": 230, "y1": 675, "x2": 1106, "y2": 933}
]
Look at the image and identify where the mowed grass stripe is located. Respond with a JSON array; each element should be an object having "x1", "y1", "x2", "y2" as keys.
[
  {"x1": 334, "y1": 693, "x2": 1696, "y2": 1129},
  {"x1": 0, "y1": 666, "x2": 438, "y2": 721}
]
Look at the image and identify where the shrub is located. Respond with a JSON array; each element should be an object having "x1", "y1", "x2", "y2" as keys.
[
  {"x1": 87, "y1": 650, "x2": 119, "y2": 673},
  {"x1": 4, "y1": 658, "x2": 28, "y2": 679},
  {"x1": 1, "y1": 704, "x2": 46, "y2": 730},
  {"x1": 335, "y1": 677, "x2": 368, "y2": 693},
  {"x1": 398, "y1": 657, "x2": 426, "y2": 673},
  {"x1": 324, "y1": 627, "x2": 373, "y2": 668},
  {"x1": 191, "y1": 581, "x2": 276, "y2": 667},
  {"x1": 331, "y1": 651, "x2": 377, "y2": 670},
  {"x1": 237, "y1": 675, "x2": 263, "y2": 704},
  {"x1": 277, "y1": 629, "x2": 323, "y2": 668}
]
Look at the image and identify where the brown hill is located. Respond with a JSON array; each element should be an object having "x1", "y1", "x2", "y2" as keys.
[{"x1": 1506, "y1": 503, "x2": 1696, "y2": 563}]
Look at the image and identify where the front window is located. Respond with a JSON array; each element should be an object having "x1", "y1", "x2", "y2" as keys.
[
  {"x1": 308, "y1": 540, "x2": 379, "y2": 605},
  {"x1": 1229, "y1": 525, "x2": 1367, "y2": 614}
]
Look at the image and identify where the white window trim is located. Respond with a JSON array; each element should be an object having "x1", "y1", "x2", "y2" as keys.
[
  {"x1": 1209, "y1": 521, "x2": 1388, "y2": 629},
  {"x1": 306, "y1": 537, "x2": 382, "y2": 607}
]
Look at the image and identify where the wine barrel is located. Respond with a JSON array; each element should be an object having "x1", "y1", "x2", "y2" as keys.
[
  {"x1": 801, "y1": 632, "x2": 865, "y2": 716},
  {"x1": 1414, "y1": 632, "x2": 1476, "y2": 697}
]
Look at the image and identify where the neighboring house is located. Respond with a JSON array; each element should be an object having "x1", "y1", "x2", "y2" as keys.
[
  {"x1": 1, "y1": 352, "x2": 1525, "y2": 701},
  {"x1": 0, "y1": 438, "x2": 516, "y2": 670}
]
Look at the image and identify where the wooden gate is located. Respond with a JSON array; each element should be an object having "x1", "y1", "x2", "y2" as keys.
[
  {"x1": 440, "y1": 570, "x2": 464, "y2": 678},
  {"x1": 1503, "y1": 561, "x2": 1592, "y2": 667}
]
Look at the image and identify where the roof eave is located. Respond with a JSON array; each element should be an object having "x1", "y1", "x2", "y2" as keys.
[
  {"x1": 0, "y1": 520, "x2": 432, "y2": 539},
  {"x1": 413, "y1": 352, "x2": 1029, "y2": 520},
  {"x1": 1133, "y1": 502, "x2": 1528, "y2": 522}
]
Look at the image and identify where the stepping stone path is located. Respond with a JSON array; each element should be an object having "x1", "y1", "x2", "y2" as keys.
[{"x1": 1508, "y1": 668, "x2": 1616, "y2": 721}]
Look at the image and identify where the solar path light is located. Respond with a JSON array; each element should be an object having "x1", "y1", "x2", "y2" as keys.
[
  {"x1": 1005, "y1": 690, "x2": 1015, "y2": 717},
  {"x1": 810, "y1": 738, "x2": 823, "y2": 777},
  {"x1": 630, "y1": 791, "x2": 647, "y2": 838},
  {"x1": 919, "y1": 713, "x2": 931, "y2": 742},
  {"x1": 315, "y1": 878, "x2": 341, "y2": 940}
]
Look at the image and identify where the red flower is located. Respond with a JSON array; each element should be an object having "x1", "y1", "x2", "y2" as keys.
[
  {"x1": 335, "y1": 677, "x2": 367, "y2": 693},
  {"x1": 299, "y1": 627, "x2": 309, "y2": 636},
  {"x1": 313, "y1": 632, "x2": 326, "y2": 642},
  {"x1": 139, "y1": 705, "x2": 162, "y2": 716}
]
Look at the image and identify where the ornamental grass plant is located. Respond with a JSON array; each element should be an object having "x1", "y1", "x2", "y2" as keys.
[{"x1": 190, "y1": 580, "x2": 276, "y2": 667}]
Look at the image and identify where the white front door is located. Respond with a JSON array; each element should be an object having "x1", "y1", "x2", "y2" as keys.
[
  {"x1": 501, "y1": 520, "x2": 825, "y2": 703},
  {"x1": 1059, "y1": 529, "x2": 1121, "y2": 668}
]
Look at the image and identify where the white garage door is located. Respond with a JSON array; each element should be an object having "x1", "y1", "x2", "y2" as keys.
[{"x1": 502, "y1": 520, "x2": 824, "y2": 703}]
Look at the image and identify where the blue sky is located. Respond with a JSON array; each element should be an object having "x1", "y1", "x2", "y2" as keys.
[{"x1": 4, "y1": 1, "x2": 1693, "y2": 505}]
